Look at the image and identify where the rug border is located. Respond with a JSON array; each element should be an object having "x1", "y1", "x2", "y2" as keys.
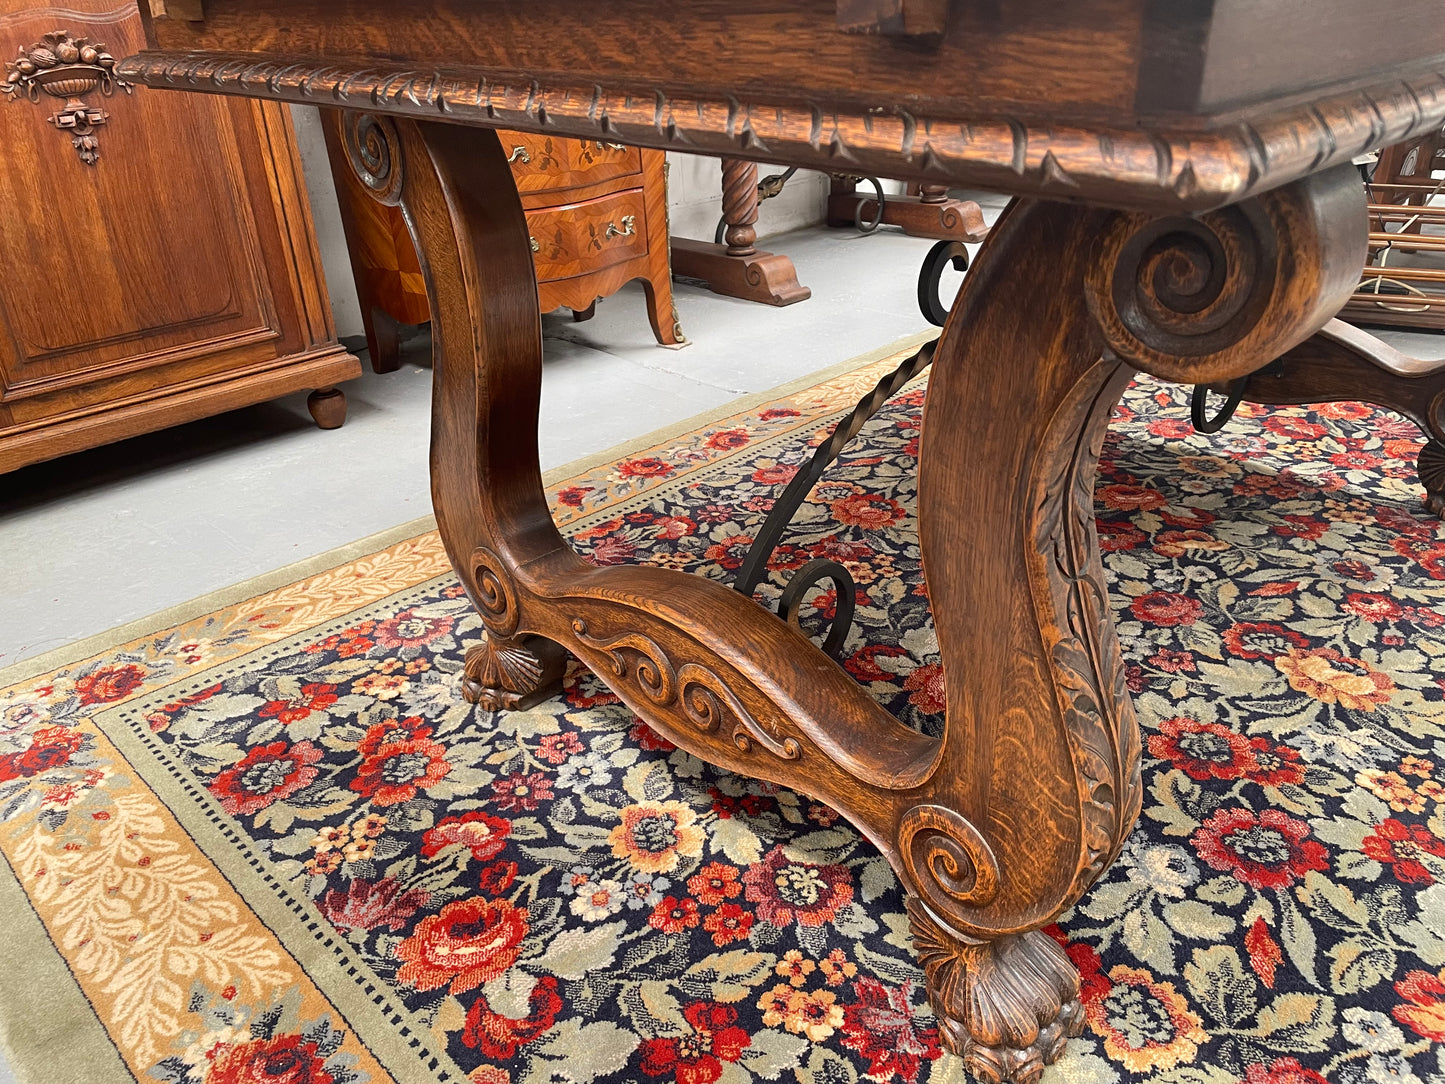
[
  {"x1": 0, "y1": 852, "x2": 134, "y2": 1084},
  {"x1": 0, "y1": 329, "x2": 935, "y2": 692}
]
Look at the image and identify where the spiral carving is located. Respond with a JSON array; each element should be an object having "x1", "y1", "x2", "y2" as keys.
[
  {"x1": 342, "y1": 112, "x2": 404, "y2": 206},
  {"x1": 721, "y1": 158, "x2": 759, "y2": 255},
  {"x1": 1086, "y1": 164, "x2": 1366, "y2": 385},
  {"x1": 899, "y1": 804, "x2": 1000, "y2": 913},
  {"x1": 678, "y1": 663, "x2": 801, "y2": 760},
  {"x1": 680, "y1": 679, "x2": 724, "y2": 733},
  {"x1": 571, "y1": 621, "x2": 677, "y2": 704},
  {"x1": 470, "y1": 547, "x2": 520, "y2": 638}
]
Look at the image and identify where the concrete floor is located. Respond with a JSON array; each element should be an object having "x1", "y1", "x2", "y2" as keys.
[{"x1": 0, "y1": 222, "x2": 986, "y2": 670}]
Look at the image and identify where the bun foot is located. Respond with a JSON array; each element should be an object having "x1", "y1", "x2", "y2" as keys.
[
  {"x1": 907, "y1": 899, "x2": 1083, "y2": 1084},
  {"x1": 306, "y1": 386, "x2": 348, "y2": 429},
  {"x1": 462, "y1": 634, "x2": 567, "y2": 710}
]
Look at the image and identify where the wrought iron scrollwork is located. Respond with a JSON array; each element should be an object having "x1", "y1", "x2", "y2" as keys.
[
  {"x1": 851, "y1": 176, "x2": 887, "y2": 233},
  {"x1": 1189, "y1": 378, "x2": 1248, "y2": 433},
  {"x1": 917, "y1": 239, "x2": 971, "y2": 326},
  {"x1": 733, "y1": 341, "x2": 937, "y2": 657}
]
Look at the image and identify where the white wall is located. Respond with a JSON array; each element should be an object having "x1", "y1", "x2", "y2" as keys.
[{"x1": 289, "y1": 105, "x2": 830, "y2": 340}]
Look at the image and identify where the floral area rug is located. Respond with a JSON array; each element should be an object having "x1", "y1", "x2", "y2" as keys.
[{"x1": 1, "y1": 342, "x2": 1444, "y2": 1084}]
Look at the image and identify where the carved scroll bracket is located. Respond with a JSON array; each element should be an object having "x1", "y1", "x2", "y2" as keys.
[
  {"x1": 3, "y1": 31, "x2": 131, "y2": 164},
  {"x1": 1086, "y1": 163, "x2": 1367, "y2": 385}
]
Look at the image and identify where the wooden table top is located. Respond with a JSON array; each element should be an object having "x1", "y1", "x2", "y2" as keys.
[{"x1": 121, "y1": 0, "x2": 1445, "y2": 212}]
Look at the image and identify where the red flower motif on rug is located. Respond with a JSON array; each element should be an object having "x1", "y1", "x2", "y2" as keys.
[
  {"x1": 462, "y1": 974, "x2": 563, "y2": 1058},
  {"x1": 1192, "y1": 808, "x2": 1329, "y2": 891},
  {"x1": 259, "y1": 682, "x2": 338, "y2": 724},
  {"x1": 373, "y1": 608, "x2": 455, "y2": 649},
  {"x1": 743, "y1": 845, "x2": 853, "y2": 928},
  {"x1": 73, "y1": 662, "x2": 145, "y2": 705},
  {"x1": 1362, "y1": 819, "x2": 1445, "y2": 885},
  {"x1": 349, "y1": 716, "x2": 451, "y2": 806},
  {"x1": 209, "y1": 740, "x2": 323, "y2": 816},
  {"x1": 421, "y1": 810, "x2": 512, "y2": 862},
  {"x1": 839, "y1": 977, "x2": 939, "y2": 1084},
  {"x1": 637, "y1": 1001, "x2": 751, "y2": 1084},
  {"x1": 204, "y1": 1032, "x2": 335, "y2": 1084},
  {"x1": 394, "y1": 896, "x2": 528, "y2": 994},
  {"x1": 1148, "y1": 717, "x2": 1256, "y2": 781}
]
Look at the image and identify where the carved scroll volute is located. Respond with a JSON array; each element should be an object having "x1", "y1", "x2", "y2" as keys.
[
  {"x1": 1086, "y1": 163, "x2": 1368, "y2": 385},
  {"x1": 2, "y1": 30, "x2": 132, "y2": 164},
  {"x1": 339, "y1": 112, "x2": 405, "y2": 206}
]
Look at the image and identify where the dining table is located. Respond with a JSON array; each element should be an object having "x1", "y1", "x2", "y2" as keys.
[{"x1": 116, "y1": 3, "x2": 1445, "y2": 1080}]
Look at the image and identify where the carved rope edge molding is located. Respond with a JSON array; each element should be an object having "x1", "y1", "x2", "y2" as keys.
[{"x1": 115, "y1": 49, "x2": 1445, "y2": 212}]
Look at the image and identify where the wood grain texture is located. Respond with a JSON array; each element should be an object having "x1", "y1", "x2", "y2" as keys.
[
  {"x1": 0, "y1": 0, "x2": 357, "y2": 472},
  {"x1": 117, "y1": 0, "x2": 1445, "y2": 212},
  {"x1": 336, "y1": 107, "x2": 1367, "y2": 1079},
  {"x1": 123, "y1": 6, "x2": 1407, "y2": 1079}
]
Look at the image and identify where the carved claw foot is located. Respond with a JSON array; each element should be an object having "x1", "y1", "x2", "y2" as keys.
[
  {"x1": 1419, "y1": 440, "x2": 1445, "y2": 519},
  {"x1": 462, "y1": 635, "x2": 566, "y2": 710},
  {"x1": 907, "y1": 899, "x2": 1083, "y2": 1084}
]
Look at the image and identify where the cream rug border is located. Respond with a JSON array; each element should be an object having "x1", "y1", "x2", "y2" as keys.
[{"x1": 1, "y1": 330, "x2": 936, "y2": 692}]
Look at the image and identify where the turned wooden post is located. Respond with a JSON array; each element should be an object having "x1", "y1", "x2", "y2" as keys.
[
  {"x1": 669, "y1": 157, "x2": 811, "y2": 306},
  {"x1": 721, "y1": 158, "x2": 760, "y2": 256}
]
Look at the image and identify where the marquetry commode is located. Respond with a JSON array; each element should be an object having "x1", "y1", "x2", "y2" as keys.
[
  {"x1": 323, "y1": 113, "x2": 682, "y2": 371},
  {"x1": 121, "y1": 1, "x2": 1445, "y2": 1080}
]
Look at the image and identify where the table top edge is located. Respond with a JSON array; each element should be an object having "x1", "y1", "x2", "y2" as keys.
[{"x1": 115, "y1": 49, "x2": 1445, "y2": 214}]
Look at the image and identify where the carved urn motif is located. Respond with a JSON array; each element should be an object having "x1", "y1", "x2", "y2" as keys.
[{"x1": 3, "y1": 30, "x2": 131, "y2": 164}]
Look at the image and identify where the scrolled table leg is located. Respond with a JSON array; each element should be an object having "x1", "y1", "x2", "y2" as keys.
[
  {"x1": 344, "y1": 113, "x2": 1366, "y2": 1083},
  {"x1": 895, "y1": 166, "x2": 1365, "y2": 1080}
]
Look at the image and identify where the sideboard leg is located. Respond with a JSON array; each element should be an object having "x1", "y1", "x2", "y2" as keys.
[{"x1": 306, "y1": 386, "x2": 347, "y2": 428}]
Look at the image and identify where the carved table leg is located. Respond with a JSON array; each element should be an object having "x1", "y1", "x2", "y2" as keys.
[
  {"x1": 670, "y1": 158, "x2": 811, "y2": 306},
  {"x1": 462, "y1": 635, "x2": 567, "y2": 709},
  {"x1": 339, "y1": 110, "x2": 1365, "y2": 1082},
  {"x1": 1228, "y1": 319, "x2": 1445, "y2": 516}
]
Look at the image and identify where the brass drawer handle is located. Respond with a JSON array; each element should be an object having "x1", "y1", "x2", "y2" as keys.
[
  {"x1": 507, "y1": 145, "x2": 531, "y2": 164},
  {"x1": 529, "y1": 236, "x2": 540, "y2": 252},
  {"x1": 594, "y1": 140, "x2": 627, "y2": 151},
  {"x1": 605, "y1": 215, "x2": 636, "y2": 239}
]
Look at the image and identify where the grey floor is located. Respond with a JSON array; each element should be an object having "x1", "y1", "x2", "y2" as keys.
[{"x1": 0, "y1": 222, "x2": 986, "y2": 671}]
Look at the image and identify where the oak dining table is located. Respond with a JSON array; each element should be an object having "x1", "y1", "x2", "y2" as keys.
[{"x1": 118, "y1": 3, "x2": 1445, "y2": 1080}]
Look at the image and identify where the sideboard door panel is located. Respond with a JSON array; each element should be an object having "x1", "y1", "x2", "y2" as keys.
[
  {"x1": 0, "y1": 2, "x2": 282, "y2": 399},
  {"x1": 0, "y1": 0, "x2": 359, "y2": 472}
]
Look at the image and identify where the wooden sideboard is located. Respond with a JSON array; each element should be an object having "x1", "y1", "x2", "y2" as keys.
[
  {"x1": 0, "y1": 0, "x2": 358, "y2": 474},
  {"x1": 323, "y1": 111, "x2": 682, "y2": 372}
]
